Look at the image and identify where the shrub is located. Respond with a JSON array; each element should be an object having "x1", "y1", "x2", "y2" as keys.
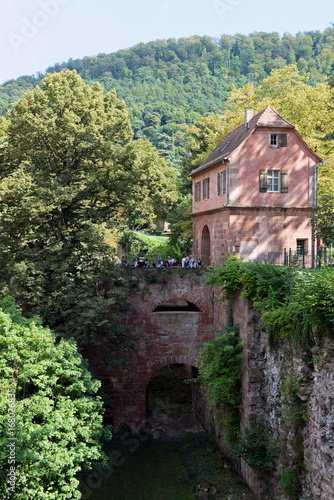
[
  {"x1": 281, "y1": 466, "x2": 299, "y2": 499},
  {"x1": 232, "y1": 419, "x2": 277, "y2": 470},
  {"x1": 0, "y1": 297, "x2": 107, "y2": 499}
]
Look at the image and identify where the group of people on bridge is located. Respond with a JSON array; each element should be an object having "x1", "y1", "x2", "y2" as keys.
[{"x1": 120, "y1": 254, "x2": 203, "y2": 269}]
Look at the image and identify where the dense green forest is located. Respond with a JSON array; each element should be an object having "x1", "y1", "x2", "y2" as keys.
[{"x1": 1, "y1": 29, "x2": 334, "y2": 171}]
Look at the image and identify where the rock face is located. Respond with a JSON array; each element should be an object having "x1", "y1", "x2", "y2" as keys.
[{"x1": 223, "y1": 293, "x2": 334, "y2": 500}]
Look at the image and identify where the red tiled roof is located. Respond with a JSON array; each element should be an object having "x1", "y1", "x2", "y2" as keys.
[{"x1": 190, "y1": 107, "x2": 297, "y2": 176}]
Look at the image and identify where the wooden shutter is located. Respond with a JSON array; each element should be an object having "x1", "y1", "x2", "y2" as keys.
[
  {"x1": 206, "y1": 178, "x2": 210, "y2": 199},
  {"x1": 198, "y1": 182, "x2": 201, "y2": 201},
  {"x1": 279, "y1": 134, "x2": 287, "y2": 147},
  {"x1": 259, "y1": 169, "x2": 267, "y2": 192},
  {"x1": 217, "y1": 172, "x2": 221, "y2": 195},
  {"x1": 281, "y1": 170, "x2": 288, "y2": 193},
  {"x1": 222, "y1": 170, "x2": 226, "y2": 194}
]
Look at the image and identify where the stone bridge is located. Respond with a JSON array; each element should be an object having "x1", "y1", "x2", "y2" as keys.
[
  {"x1": 109, "y1": 268, "x2": 216, "y2": 431},
  {"x1": 86, "y1": 267, "x2": 334, "y2": 499}
]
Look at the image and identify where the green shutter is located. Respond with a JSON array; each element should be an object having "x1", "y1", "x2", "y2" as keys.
[
  {"x1": 279, "y1": 134, "x2": 287, "y2": 147},
  {"x1": 217, "y1": 172, "x2": 221, "y2": 195},
  {"x1": 222, "y1": 170, "x2": 226, "y2": 194},
  {"x1": 259, "y1": 169, "x2": 267, "y2": 192},
  {"x1": 281, "y1": 170, "x2": 288, "y2": 193}
]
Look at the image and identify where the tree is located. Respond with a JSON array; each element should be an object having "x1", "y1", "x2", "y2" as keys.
[
  {"x1": 311, "y1": 194, "x2": 334, "y2": 245},
  {"x1": 168, "y1": 193, "x2": 193, "y2": 253},
  {"x1": 0, "y1": 70, "x2": 174, "y2": 359},
  {"x1": 180, "y1": 114, "x2": 224, "y2": 194},
  {"x1": 3, "y1": 70, "x2": 176, "y2": 225},
  {"x1": 0, "y1": 297, "x2": 108, "y2": 499}
]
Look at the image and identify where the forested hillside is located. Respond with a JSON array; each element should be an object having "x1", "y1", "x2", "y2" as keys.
[{"x1": 1, "y1": 29, "x2": 334, "y2": 171}]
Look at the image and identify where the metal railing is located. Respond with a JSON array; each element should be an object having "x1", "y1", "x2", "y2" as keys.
[
  {"x1": 267, "y1": 249, "x2": 309, "y2": 268},
  {"x1": 316, "y1": 246, "x2": 334, "y2": 268}
]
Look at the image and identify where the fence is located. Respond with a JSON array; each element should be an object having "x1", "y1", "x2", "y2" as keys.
[
  {"x1": 316, "y1": 246, "x2": 334, "y2": 268},
  {"x1": 268, "y1": 247, "x2": 334, "y2": 268},
  {"x1": 268, "y1": 249, "x2": 310, "y2": 267}
]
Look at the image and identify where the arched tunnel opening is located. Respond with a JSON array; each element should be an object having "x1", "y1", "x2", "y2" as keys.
[
  {"x1": 146, "y1": 364, "x2": 202, "y2": 438},
  {"x1": 153, "y1": 299, "x2": 201, "y2": 312}
]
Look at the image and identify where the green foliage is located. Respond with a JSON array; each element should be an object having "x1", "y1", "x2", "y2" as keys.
[
  {"x1": 3, "y1": 30, "x2": 334, "y2": 181},
  {"x1": 208, "y1": 258, "x2": 334, "y2": 350},
  {"x1": 232, "y1": 419, "x2": 277, "y2": 471},
  {"x1": 0, "y1": 70, "x2": 175, "y2": 364},
  {"x1": 167, "y1": 193, "x2": 193, "y2": 254},
  {"x1": 311, "y1": 193, "x2": 334, "y2": 245},
  {"x1": 281, "y1": 372, "x2": 308, "y2": 428},
  {"x1": 119, "y1": 230, "x2": 185, "y2": 264},
  {"x1": 0, "y1": 297, "x2": 107, "y2": 499},
  {"x1": 196, "y1": 324, "x2": 245, "y2": 442},
  {"x1": 281, "y1": 466, "x2": 299, "y2": 499}
]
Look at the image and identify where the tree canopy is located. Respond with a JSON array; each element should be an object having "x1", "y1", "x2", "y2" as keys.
[
  {"x1": 2, "y1": 30, "x2": 334, "y2": 173},
  {"x1": 0, "y1": 297, "x2": 107, "y2": 499},
  {"x1": 0, "y1": 70, "x2": 173, "y2": 360}
]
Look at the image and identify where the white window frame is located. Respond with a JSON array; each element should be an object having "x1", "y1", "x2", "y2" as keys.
[
  {"x1": 267, "y1": 170, "x2": 280, "y2": 192},
  {"x1": 270, "y1": 134, "x2": 278, "y2": 147}
]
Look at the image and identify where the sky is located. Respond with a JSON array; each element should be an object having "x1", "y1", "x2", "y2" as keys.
[{"x1": 0, "y1": 0, "x2": 333, "y2": 84}]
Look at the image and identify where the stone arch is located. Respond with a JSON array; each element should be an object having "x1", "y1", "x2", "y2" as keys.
[
  {"x1": 146, "y1": 355, "x2": 198, "y2": 385},
  {"x1": 201, "y1": 225, "x2": 211, "y2": 266},
  {"x1": 145, "y1": 359, "x2": 202, "y2": 432}
]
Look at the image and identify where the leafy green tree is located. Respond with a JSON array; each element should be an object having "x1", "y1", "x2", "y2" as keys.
[
  {"x1": 180, "y1": 114, "x2": 224, "y2": 194},
  {"x1": 0, "y1": 70, "x2": 174, "y2": 359},
  {"x1": 168, "y1": 193, "x2": 193, "y2": 253},
  {"x1": 311, "y1": 193, "x2": 334, "y2": 245},
  {"x1": 0, "y1": 297, "x2": 108, "y2": 499}
]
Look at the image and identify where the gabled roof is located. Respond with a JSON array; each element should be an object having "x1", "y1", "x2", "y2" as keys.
[{"x1": 190, "y1": 106, "x2": 321, "y2": 176}]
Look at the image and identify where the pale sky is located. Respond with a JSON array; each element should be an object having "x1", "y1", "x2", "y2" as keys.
[{"x1": 0, "y1": 0, "x2": 333, "y2": 84}]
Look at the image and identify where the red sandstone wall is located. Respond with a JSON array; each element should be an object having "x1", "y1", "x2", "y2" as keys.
[
  {"x1": 193, "y1": 206, "x2": 313, "y2": 266},
  {"x1": 107, "y1": 270, "x2": 215, "y2": 431}
]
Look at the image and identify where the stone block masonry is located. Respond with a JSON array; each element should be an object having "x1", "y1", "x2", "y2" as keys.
[
  {"x1": 107, "y1": 269, "x2": 215, "y2": 431},
  {"x1": 85, "y1": 270, "x2": 334, "y2": 500}
]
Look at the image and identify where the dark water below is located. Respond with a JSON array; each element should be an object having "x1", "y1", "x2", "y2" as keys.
[{"x1": 79, "y1": 432, "x2": 257, "y2": 500}]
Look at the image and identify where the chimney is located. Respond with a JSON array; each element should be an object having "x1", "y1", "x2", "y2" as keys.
[{"x1": 245, "y1": 108, "x2": 253, "y2": 126}]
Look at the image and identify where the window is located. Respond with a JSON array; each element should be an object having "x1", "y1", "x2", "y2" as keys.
[
  {"x1": 270, "y1": 133, "x2": 287, "y2": 147},
  {"x1": 259, "y1": 169, "x2": 288, "y2": 193},
  {"x1": 270, "y1": 134, "x2": 278, "y2": 146},
  {"x1": 268, "y1": 170, "x2": 280, "y2": 192},
  {"x1": 203, "y1": 177, "x2": 210, "y2": 200},
  {"x1": 194, "y1": 181, "x2": 201, "y2": 202},
  {"x1": 297, "y1": 240, "x2": 307, "y2": 254},
  {"x1": 217, "y1": 170, "x2": 226, "y2": 196}
]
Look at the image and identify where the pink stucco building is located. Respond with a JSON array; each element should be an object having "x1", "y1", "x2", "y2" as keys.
[{"x1": 191, "y1": 107, "x2": 322, "y2": 266}]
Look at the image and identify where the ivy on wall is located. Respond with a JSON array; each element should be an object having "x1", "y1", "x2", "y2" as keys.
[
  {"x1": 206, "y1": 257, "x2": 334, "y2": 351},
  {"x1": 202, "y1": 257, "x2": 334, "y2": 486},
  {"x1": 196, "y1": 324, "x2": 245, "y2": 444}
]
